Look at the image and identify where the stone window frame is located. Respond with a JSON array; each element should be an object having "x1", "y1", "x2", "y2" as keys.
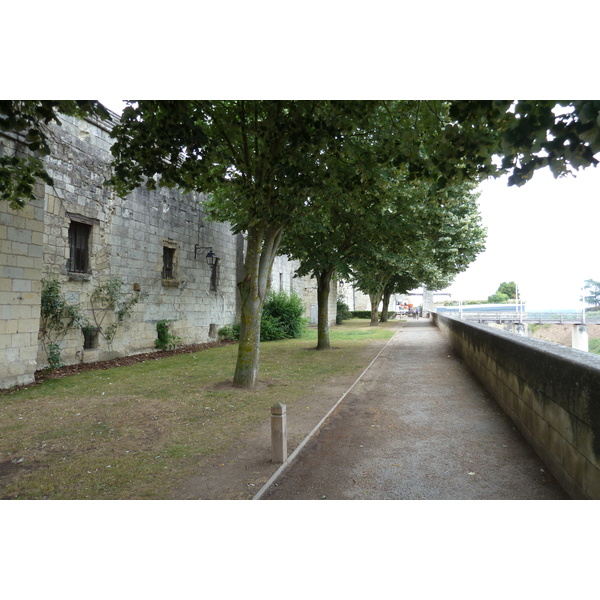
[
  {"x1": 161, "y1": 239, "x2": 179, "y2": 287},
  {"x1": 83, "y1": 327, "x2": 100, "y2": 350},
  {"x1": 66, "y1": 212, "x2": 99, "y2": 280}
]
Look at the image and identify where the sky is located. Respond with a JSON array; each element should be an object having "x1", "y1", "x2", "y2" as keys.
[{"x1": 443, "y1": 164, "x2": 600, "y2": 310}]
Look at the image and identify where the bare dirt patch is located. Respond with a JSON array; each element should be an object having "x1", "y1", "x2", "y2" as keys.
[
  {"x1": 171, "y1": 335, "x2": 398, "y2": 499},
  {"x1": 170, "y1": 364, "x2": 373, "y2": 499},
  {"x1": 529, "y1": 323, "x2": 600, "y2": 347},
  {"x1": 210, "y1": 379, "x2": 275, "y2": 392}
]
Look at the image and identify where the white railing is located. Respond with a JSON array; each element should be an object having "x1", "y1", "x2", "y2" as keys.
[{"x1": 442, "y1": 312, "x2": 599, "y2": 324}]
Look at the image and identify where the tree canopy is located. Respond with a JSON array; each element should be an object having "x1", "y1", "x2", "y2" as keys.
[
  {"x1": 584, "y1": 279, "x2": 600, "y2": 308},
  {"x1": 348, "y1": 180, "x2": 486, "y2": 325},
  {"x1": 109, "y1": 101, "x2": 386, "y2": 386},
  {"x1": 429, "y1": 101, "x2": 600, "y2": 187},
  {"x1": 4, "y1": 100, "x2": 600, "y2": 212},
  {"x1": 497, "y1": 281, "x2": 517, "y2": 299},
  {"x1": 0, "y1": 101, "x2": 109, "y2": 209}
]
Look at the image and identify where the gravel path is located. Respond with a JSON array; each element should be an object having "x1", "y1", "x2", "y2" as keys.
[{"x1": 260, "y1": 319, "x2": 569, "y2": 500}]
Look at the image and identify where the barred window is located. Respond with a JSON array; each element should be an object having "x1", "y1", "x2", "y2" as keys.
[
  {"x1": 68, "y1": 221, "x2": 92, "y2": 273},
  {"x1": 162, "y1": 246, "x2": 175, "y2": 279},
  {"x1": 83, "y1": 328, "x2": 99, "y2": 350}
]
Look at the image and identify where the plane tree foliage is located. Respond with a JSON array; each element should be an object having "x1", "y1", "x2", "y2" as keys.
[
  {"x1": 108, "y1": 100, "x2": 382, "y2": 387},
  {"x1": 349, "y1": 181, "x2": 486, "y2": 325},
  {"x1": 278, "y1": 101, "x2": 487, "y2": 347},
  {"x1": 428, "y1": 100, "x2": 600, "y2": 187},
  {"x1": 4, "y1": 99, "x2": 600, "y2": 213},
  {"x1": 584, "y1": 279, "x2": 600, "y2": 309},
  {"x1": 277, "y1": 103, "x2": 414, "y2": 349}
]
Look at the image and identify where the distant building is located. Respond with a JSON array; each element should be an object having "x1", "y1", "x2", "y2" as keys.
[{"x1": 337, "y1": 281, "x2": 451, "y2": 313}]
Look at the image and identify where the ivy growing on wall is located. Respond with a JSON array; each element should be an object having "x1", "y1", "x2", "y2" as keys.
[
  {"x1": 154, "y1": 320, "x2": 182, "y2": 351},
  {"x1": 40, "y1": 278, "x2": 84, "y2": 369},
  {"x1": 88, "y1": 278, "x2": 141, "y2": 349}
]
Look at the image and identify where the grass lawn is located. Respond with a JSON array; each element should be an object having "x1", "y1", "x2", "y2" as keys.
[{"x1": 0, "y1": 319, "x2": 399, "y2": 499}]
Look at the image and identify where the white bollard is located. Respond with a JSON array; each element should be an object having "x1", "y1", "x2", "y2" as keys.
[
  {"x1": 271, "y1": 403, "x2": 287, "y2": 463},
  {"x1": 514, "y1": 322, "x2": 527, "y2": 337},
  {"x1": 572, "y1": 324, "x2": 589, "y2": 352}
]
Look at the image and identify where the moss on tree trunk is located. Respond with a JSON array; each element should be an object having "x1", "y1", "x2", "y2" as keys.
[
  {"x1": 316, "y1": 269, "x2": 335, "y2": 350},
  {"x1": 233, "y1": 224, "x2": 283, "y2": 388}
]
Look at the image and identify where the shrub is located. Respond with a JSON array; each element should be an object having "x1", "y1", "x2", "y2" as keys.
[
  {"x1": 487, "y1": 292, "x2": 509, "y2": 304},
  {"x1": 47, "y1": 343, "x2": 63, "y2": 370},
  {"x1": 155, "y1": 320, "x2": 182, "y2": 350},
  {"x1": 216, "y1": 291, "x2": 307, "y2": 343},
  {"x1": 40, "y1": 277, "x2": 84, "y2": 369},
  {"x1": 350, "y1": 311, "x2": 372, "y2": 319},
  {"x1": 336, "y1": 300, "x2": 352, "y2": 324},
  {"x1": 259, "y1": 313, "x2": 289, "y2": 341},
  {"x1": 89, "y1": 278, "x2": 140, "y2": 347},
  {"x1": 262, "y1": 290, "x2": 306, "y2": 340},
  {"x1": 218, "y1": 324, "x2": 240, "y2": 341}
]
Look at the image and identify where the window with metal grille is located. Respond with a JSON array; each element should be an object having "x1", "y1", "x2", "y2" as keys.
[
  {"x1": 68, "y1": 221, "x2": 91, "y2": 273},
  {"x1": 162, "y1": 247, "x2": 175, "y2": 279},
  {"x1": 83, "y1": 328, "x2": 99, "y2": 350}
]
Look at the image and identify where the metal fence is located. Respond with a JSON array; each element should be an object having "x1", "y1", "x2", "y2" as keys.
[{"x1": 441, "y1": 311, "x2": 600, "y2": 324}]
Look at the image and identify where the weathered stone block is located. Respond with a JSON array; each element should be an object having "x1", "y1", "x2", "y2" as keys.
[
  {"x1": 562, "y1": 441, "x2": 587, "y2": 491},
  {"x1": 583, "y1": 461, "x2": 600, "y2": 499},
  {"x1": 13, "y1": 279, "x2": 32, "y2": 293},
  {"x1": 8, "y1": 228, "x2": 32, "y2": 244}
]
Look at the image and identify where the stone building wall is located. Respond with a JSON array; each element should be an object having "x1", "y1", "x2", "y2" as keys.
[
  {"x1": 1, "y1": 111, "x2": 338, "y2": 389},
  {"x1": 34, "y1": 113, "x2": 244, "y2": 369},
  {"x1": 0, "y1": 149, "x2": 45, "y2": 387},
  {"x1": 337, "y1": 280, "x2": 402, "y2": 314},
  {"x1": 268, "y1": 255, "x2": 337, "y2": 325}
]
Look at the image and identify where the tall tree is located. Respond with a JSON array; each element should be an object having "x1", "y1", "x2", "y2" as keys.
[
  {"x1": 108, "y1": 101, "x2": 378, "y2": 387},
  {"x1": 584, "y1": 279, "x2": 600, "y2": 308},
  {"x1": 350, "y1": 180, "x2": 486, "y2": 325},
  {"x1": 279, "y1": 102, "x2": 486, "y2": 345},
  {"x1": 380, "y1": 272, "x2": 422, "y2": 322},
  {"x1": 277, "y1": 104, "x2": 399, "y2": 349},
  {"x1": 497, "y1": 281, "x2": 517, "y2": 299}
]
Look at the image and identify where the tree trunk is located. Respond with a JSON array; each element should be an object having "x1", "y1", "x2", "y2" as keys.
[
  {"x1": 380, "y1": 287, "x2": 391, "y2": 322},
  {"x1": 233, "y1": 224, "x2": 283, "y2": 388},
  {"x1": 369, "y1": 292, "x2": 382, "y2": 326},
  {"x1": 315, "y1": 268, "x2": 335, "y2": 350}
]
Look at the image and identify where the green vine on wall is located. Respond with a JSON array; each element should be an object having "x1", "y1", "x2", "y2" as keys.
[
  {"x1": 40, "y1": 278, "x2": 84, "y2": 369},
  {"x1": 155, "y1": 320, "x2": 182, "y2": 351},
  {"x1": 89, "y1": 278, "x2": 141, "y2": 349}
]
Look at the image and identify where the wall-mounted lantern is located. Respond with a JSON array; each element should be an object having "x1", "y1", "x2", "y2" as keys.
[{"x1": 195, "y1": 245, "x2": 218, "y2": 268}]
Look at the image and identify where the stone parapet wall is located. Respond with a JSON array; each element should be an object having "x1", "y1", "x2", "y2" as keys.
[{"x1": 432, "y1": 312, "x2": 600, "y2": 499}]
